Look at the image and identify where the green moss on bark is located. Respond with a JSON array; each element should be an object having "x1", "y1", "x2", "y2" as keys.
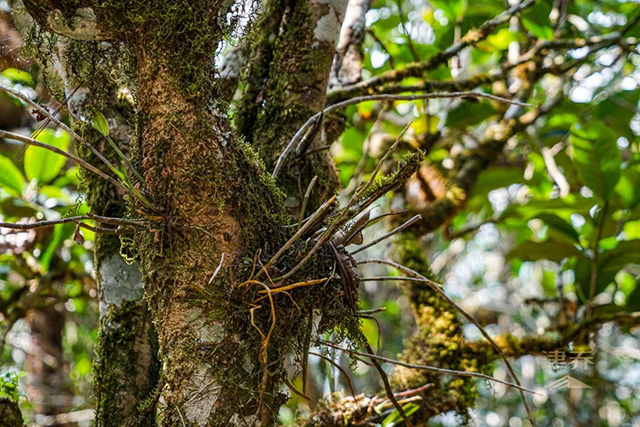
[{"x1": 391, "y1": 232, "x2": 491, "y2": 421}]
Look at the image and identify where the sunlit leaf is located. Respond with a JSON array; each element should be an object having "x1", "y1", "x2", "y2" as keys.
[
  {"x1": 91, "y1": 110, "x2": 110, "y2": 137},
  {"x1": 0, "y1": 154, "x2": 24, "y2": 196},
  {"x1": 25, "y1": 129, "x2": 71, "y2": 184},
  {"x1": 381, "y1": 403, "x2": 420, "y2": 426},
  {"x1": 534, "y1": 213, "x2": 580, "y2": 244},
  {"x1": 0, "y1": 68, "x2": 33, "y2": 86}
]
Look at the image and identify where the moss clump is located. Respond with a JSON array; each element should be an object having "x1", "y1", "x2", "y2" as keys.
[
  {"x1": 93, "y1": 300, "x2": 160, "y2": 427},
  {"x1": 391, "y1": 232, "x2": 491, "y2": 421}
]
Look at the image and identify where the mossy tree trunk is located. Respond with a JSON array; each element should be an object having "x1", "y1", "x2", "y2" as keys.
[
  {"x1": 58, "y1": 64, "x2": 161, "y2": 424},
  {"x1": 21, "y1": 0, "x2": 349, "y2": 424}
]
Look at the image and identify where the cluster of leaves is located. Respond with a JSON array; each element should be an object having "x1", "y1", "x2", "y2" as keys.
[{"x1": 0, "y1": 72, "x2": 98, "y2": 421}]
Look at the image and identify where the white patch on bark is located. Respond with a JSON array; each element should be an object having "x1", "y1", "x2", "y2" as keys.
[
  {"x1": 184, "y1": 307, "x2": 225, "y2": 343},
  {"x1": 183, "y1": 364, "x2": 220, "y2": 426},
  {"x1": 47, "y1": 8, "x2": 107, "y2": 41},
  {"x1": 98, "y1": 254, "x2": 144, "y2": 313},
  {"x1": 313, "y1": 0, "x2": 349, "y2": 46}
]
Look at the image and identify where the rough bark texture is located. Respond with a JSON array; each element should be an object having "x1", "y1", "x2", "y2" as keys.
[
  {"x1": 53, "y1": 35, "x2": 162, "y2": 424},
  {"x1": 0, "y1": 398, "x2": 23, "y2": 427},
  {"x1": 132, "y1": 50, "x2": 291, "y2": 425},
  {"x1": 236, "y1": 0, "x2": 347, "y2": 208}
]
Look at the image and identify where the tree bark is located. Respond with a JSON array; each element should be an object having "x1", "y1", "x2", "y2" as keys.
[
  {"x1": 24, "y1": 306, "x2": 73, "y2": 420},
  {"x1": 0, "y1": 398, "x2": 23, "y2": 427},
  {"x1": 53, "y1": 35, "x2": 161, "y2": 424}
]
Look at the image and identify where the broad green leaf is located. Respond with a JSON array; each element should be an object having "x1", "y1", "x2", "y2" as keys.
[
  {"x1": 0, "y1": 68, "x2": 33, "y2": 86},
  {"x1": 0, "y1": 154, "x2": 24, "y2": 196},
  {"x1": 431, "y1": 0, "x2": 466, "y2": 21},
  {"x1": 25, "y1": 129, "x2": 71, "y2": 184},
  {"x1": 569, "y1": 122, "x2": 621, "y2": 200},
  {"x1": 615, "y1": 164, "x2": 640, "y2": 209},
  {"x1": 576, "y1": 240, "x2": 640, "y2": 303},
  {"x1": 595, "y1": 91, "x2": 640, "y2": 139},
  {"x1": 508, "y1": 240, "x2": 581, "y2": 262},
  {"x1": 444, "y1": 102, "x2": 497, "y2": 128},
  {"x1": 91, "y1": 110, "x2": 110, "y2": 137},
  {"x1": 625, "y1": 279, "x2": 640, "y2": 311},
  {"x1": 478, "y1": 29, "x2": 521, "y2": 51},
  {"x1": 534, "y1": 213, "x2": 580, "y2": 244}
]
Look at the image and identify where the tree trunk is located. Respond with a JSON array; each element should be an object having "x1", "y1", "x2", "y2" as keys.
[
  {"x1": 54, "y1": 37, "x2": 162, "y2": 422},
  {"x1": 0, "y1": 398, "x2": 23, "y2": 427},
  {"x1": 24, "y1": 306, "x2": 73, "y2": 419}
]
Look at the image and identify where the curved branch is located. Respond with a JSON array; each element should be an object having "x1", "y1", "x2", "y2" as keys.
[
  {"x1": 0, "y1": 129, "x2": 128, "y2": 194},
  {"x1": 274, "y1": 91, "x2": 532, "y2": 178}
]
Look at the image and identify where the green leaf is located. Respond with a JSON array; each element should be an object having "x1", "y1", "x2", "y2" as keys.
[
  {"x1": 91, "y1": 110, "x2": 110, "y2": 137},
  {"x1": 569, "y1": 122, "x2": 621, "y2": 200},
  {"x1": 521, "y1": 2, "x2": 554, "y2": 40},
  {"x1": 0, "y1": 155, "x2": 25, "y2": 196},
  {"x1": 0, "y1": 68, "x2": 33, "y2": 86},
  {"x1": 478, "y1": 29, "x2": 521, "y2": 51},
  {"x1": 508, "y1": 240, "x2": 581, "y2": 262},
  {"x1": 595, "y1": 91, "x2": 640, "y2": 140},
  {"x1": 381, "y1": 403, "x2": 420, "y2": 427},
  {"x1": 431, "y1": 0, "x2": 466, "y2": 21},
  {"x1": 615, "y1": 164, "x2": 640, "y2": 209},
  {"x1": 39, "y1": 223, "x2": 75, "y2": 270},
  {"x1": 444, "y1": 102, "x2": 497, "y2": 128},
  {"x1": 576, "y1": 240, "x2": 640, "y2": 303},
  {"x1": 534, "y1": 213, "x2": 580, "y2": 244},
  {"x1": 24, "y1": 129, "x2": 71, "y2": 184}
]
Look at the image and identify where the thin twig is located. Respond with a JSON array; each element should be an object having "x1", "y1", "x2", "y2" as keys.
[
  {"x1": 360, "y1": 276, "x2": 431, "y2": 283},
  {"x1": 257, "y1": 195, "x2": 336, "y2": 279},
  {"x1": 350, "y1": 214, "x2": 421, "y2": 255},
  {"x1": 356, "y1": 259, "x2": 535, "y2": 421},
  {"x1": 0, "y1": 129, "x2": 129, "y2": 194},
  {"x1": 298, "y1": 175, "x2": 318, "y2": 227},
  {"x1": 344, "y1": 210, "x2": 408, "y2": 246},
  {"x1": 274, "y1": 124, "x2": 412, "y2": 282},
  {"x1": 274, "y1": 91, "x2": 530, "y2": 177},
  {"x1": 309, "y1": 351, "x2": 358, "y2": 402},
  {"x1": 0, "y1": 216, "x2": 134, "y2": 234},
  {"x1": 320, "y1": 340, "x2": 538, "y2": 394},
  {"x1": 283, "y1": 376, "x2": 312, "y2": 401},
  {"x1": 16, "y1": 86, "x2": 79, "y2": 159},
  {"x1": 0, "y1": 214, "x2": 144, "y2": 230},
  {"x1": 358, "y1": 307, "x2": 387, "y2": 315},
  {"x1": 364, "y1": 342, "x2": 414, "y2": 427},
  {"x1": 208, "y1": 253, "x2": 226, "y2": 285},
  {"x1": 0, "y1": 84, "x2": 119, "y2": 173}
]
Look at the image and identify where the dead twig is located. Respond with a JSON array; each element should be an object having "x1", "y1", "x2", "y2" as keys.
[
  {"x1": 350, "y1": 214, "x2": 421, "y2": 255},
  {"x1": 357, "y1": 258, "x2": 535, "y2": 421},
  {"x1": 274, "y1": 91, "x2": 532, "y2": 177},
  {"x1": 320, "y1": 340, "x2": 538, "y2": 394}
]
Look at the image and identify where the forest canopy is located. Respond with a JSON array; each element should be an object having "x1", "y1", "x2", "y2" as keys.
[{"x1": 0, "y1": 0, "x2": 640, "y2": 426}]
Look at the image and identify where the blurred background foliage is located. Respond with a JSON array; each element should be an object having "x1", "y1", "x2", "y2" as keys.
[{"x1": 1, "y1": 0, "x2": 640, "y2": 425}]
